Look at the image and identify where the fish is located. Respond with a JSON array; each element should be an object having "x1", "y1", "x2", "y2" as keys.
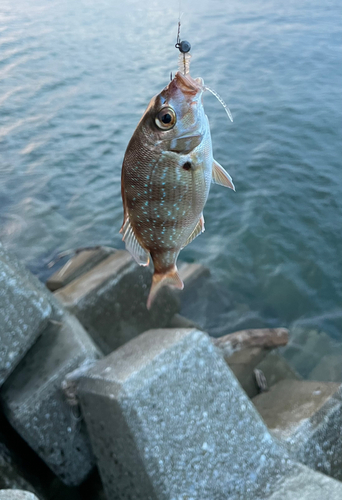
[{"x1": 120, "y1": 53, "x2": 235, "y2": 309}]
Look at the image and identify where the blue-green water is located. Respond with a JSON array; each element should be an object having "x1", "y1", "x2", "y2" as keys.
[{"x1": 1, "y1": 0, "x2": 341, "y2": 340}]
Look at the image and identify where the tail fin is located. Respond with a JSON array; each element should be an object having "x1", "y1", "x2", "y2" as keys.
[{"x1": 147, "y1": 266, "x2": 184, "y2": 310}]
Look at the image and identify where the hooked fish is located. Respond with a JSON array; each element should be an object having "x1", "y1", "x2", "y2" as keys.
[{"x1": 120, "y1": 51, "x2": 235, "y2": 309}]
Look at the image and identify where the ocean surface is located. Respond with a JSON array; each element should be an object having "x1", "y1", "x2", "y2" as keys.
[{"x1": 1, "y1": 0, "x2": 341, "y2": 345}]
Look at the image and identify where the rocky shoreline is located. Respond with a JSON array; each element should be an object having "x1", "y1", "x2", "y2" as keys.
[{"x1": 0, "y1": 243, "x2": 341, "y2": 499}]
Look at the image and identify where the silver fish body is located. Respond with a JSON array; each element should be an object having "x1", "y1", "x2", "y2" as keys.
[{"x1": 121, "y1": 71, "x2": 234, "y2": 308}]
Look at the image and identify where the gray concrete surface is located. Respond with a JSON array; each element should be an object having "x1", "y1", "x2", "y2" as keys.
[
  {"x1": 166, "y1": 313, "x2": 202, "y2": 330},
  {"x1": 0, "y1": 314, "x2": 101, "y2": 486},
  {"x1": 254, "y1": 380, "x2": 342, "y2": 481},
  {"x1": 266, "y1": 464, "x2": 342, "y2": 500},
  {"x1": 0, "y1": 245, "x2": 52, "y2": 386},
  {"x1": 226, "y1": 347, "x2": 267, "y2": 397},
  {"x1": 308, "y1": 354, "x2": 342, "y2": 382},
  {"x1": 0, "y1": 242, "x2": 62, "y2": 318},
  {"x1": 55, "y1": 251, "x2": 179, "y2": 354},
  {"x1": 46, "y1": 247, "x2": 115, "y2": 291},
  {"x1": 280, "y1": 327, "x2": 335, "y2": 378},
  {"x1": 78, "y1": 328, "x2": 342, "y2": 500},
  {"x1": 0, "y1": 491, "x2": 39, "y2": 500},
  {"x1": 178, "y1": 262, "x2": 210, "y2": 288},
  {"x1": 256, "y1": 351, "x2": 301, "y2": 389}
]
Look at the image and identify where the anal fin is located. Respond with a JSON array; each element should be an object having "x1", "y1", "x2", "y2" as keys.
[
  {"x1": 182, "y1": 215, "x2": 205, "y2": 248},
  {"x1": 120, "y1": 219, "x2": 150, "y2": 266},
  {"x1": 212, "y1": 159, "x2": 235, "y2": 191}
]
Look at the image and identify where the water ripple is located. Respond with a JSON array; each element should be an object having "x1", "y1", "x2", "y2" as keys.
[{"x1": 0, "y1": 0, "x2": 341, "y2": 343}]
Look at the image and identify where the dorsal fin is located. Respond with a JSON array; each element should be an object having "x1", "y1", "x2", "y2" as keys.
[
  {"x1": 120, "y1": 218, "x2": 150, "y2": 266},
  {"x1": 212, "y1": 160, "x2": 235, "y2": 191},
  {"x1": 182, "y1": 215, "x2": 205, "y2": 248}
]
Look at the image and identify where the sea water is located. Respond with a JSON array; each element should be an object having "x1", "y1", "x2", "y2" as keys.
[{"x1": 0, "y1": 0, "x2": 341, "y2": 348}]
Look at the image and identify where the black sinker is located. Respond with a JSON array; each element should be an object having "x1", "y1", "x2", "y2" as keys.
[
  {"x1": 182, "y1": 161, "x2": 192, "y2": 170},
  {"x1": 162, "y1": 113, "x2": 172, "y2": 124}
]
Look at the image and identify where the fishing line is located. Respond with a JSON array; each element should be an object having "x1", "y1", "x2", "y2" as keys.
[
  {"x1": 175, "y1": 19, "x2": 191, "y2": 74},
  {"x1": 178, "y1": 0, "x2": 182, "y2": 37},
  {"x1": 174, "y1": 4, "x2": 233, "y2": 122},
  {"x1": 204, "y1": 86, "x2": 234, "y2": 123}
]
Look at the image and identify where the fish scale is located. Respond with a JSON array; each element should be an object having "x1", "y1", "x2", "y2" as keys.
[{"x1": 121, "y1": 69, "x2": 235, "y2": 308}]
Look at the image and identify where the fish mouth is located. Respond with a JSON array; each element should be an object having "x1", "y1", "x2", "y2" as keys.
[{"x1": 174, "y1": 72, "x2": 204, "y2": 95}]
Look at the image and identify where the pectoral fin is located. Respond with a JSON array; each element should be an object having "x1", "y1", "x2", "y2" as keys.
[
  {"x1": 120, "y1": 218, "x2": 150, "y2": 266},
  {"x1": 212, "y1": 160, "x2": 235, "y2": 191},
  {"x1": 182, "y1": 215, "x2": 205, "y2": 248}
]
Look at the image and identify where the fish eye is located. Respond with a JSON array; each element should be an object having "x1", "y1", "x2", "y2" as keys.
[{"x1": 155, "y1": 107, "x2": 177, "y2": 130}]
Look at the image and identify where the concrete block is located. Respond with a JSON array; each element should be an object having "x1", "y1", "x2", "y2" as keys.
[
  {"x1": 0, "y1": 445, "x2": 36, "y2": 493},
  {"x1": 0, "y1": 249, "x2": 52, "y2": 386},
  {"x1": 213, "y1": 328, "x2": 289, "y2": 358},
  {"x1": 55, "y1": 251, "x2": 179, "y2": 354},
  {"x1": 78, "y1": 470, "x2": 106, "y2": 500},
  {"x1": 266, "y1": 464, "x2": 342, "y2": 500},
  {"x1": 281, "y1": 327, "x2": 334, "y2": 378},
  {"x1": 0, "y1": 243, "x2": 62, "y2": 317},
  {"x1": 256, "y1": 352, "x2": 301, "y2": 389},
  {"x1": 166, "y1": 313, "x2": 202, "y2": 330},
  {"x1": 227, "y1": 347, "x2": 267, "y2": 398},
  {"x1": 308, "y1": 354, "x2": 342, "y2": 382},
  {"x1": 0, "y1": 492, "x2": 39, "y2": 500},
  {"x1": 212, "y1": 329, "x2": 290, "y2": 397},
  {"x1": 178, "y1": 262, "x2": 210, "y2": 288},
  {"x1": 77, "y1": 328, "x2": 342, "y2": 500},
  {"x1": 253, "y1": 380, "x2": 342, "y2": 480},
  {"x1": 0, "y1": 314, "x2": 101, "y2": 486},
  {"x1": 178, "y1": 264, "x2": 230, "y2": 332},
  {"x1": 46, "y1": 247, "x2": 115, "y2": 291},
  {"x1": 177, "y1": 263, "x2": 210, "y2": 321}
]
